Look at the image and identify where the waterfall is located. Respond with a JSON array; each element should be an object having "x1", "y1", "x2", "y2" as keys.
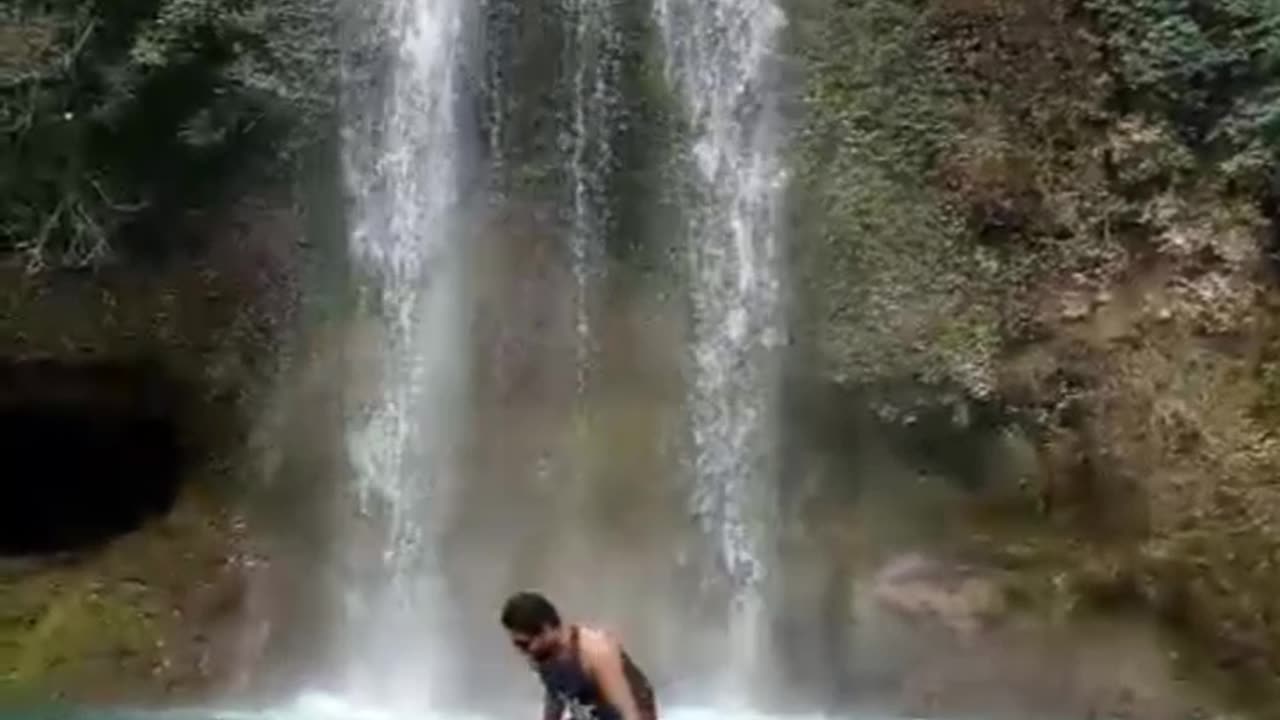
[
  {"x1": 333, "y1": 0, "x2": 789, "y2": 709},
  {"x1": 480, "y1": 0, "x2": 514, "y2": 202},
  {"x1": 561, "y1": 0, "x2": 620, "y2": 399},
  {"x1": 655, "y1": 0, "x2": 789, "y2": 691},
  {"x1": 339, "y1": 0, "x2": 473, "y2": 709}
]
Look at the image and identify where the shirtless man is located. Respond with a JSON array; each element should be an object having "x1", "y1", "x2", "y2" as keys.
[{"x1": 501, "y1": 591, "x2": 658, "y2": 720}]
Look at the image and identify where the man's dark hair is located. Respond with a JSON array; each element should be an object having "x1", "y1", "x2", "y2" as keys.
[{"x1": 501, "y1": 591, "x2": 562, "y2": 634}]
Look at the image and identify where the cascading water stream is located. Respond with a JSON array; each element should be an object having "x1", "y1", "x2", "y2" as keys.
[
  {"x1": 337, "y1": 0, "x2": 789, "y2": 710},
  {"x1": 655, "y1": 0, "x2": 789, "y2": 695},
  {"x1": 561, "y1": 0, "x2": 620, "y2": 400},
  {"x1": 339, "y1": 0, "x2": 472, "y2": 710}
]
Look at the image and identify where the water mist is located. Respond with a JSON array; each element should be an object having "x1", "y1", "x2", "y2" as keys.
[
  {"x1": 656, "y1": 0, "x2": 790, "y2": 700},
  {"x1": 334, "y1": 0, "x2": 792, "y2": 712},
  {"x1": 338, "y1": 0, "x2": 475, "y2": 710}
]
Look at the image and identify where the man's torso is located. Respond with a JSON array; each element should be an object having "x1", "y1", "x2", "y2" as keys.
[{"x1": 536, "y1": 626, "x2": 656, "y2": 720}]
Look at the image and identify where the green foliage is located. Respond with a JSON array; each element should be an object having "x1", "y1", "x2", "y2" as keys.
[
  {"x1": 0, "y1": 0, "x2": 337, "y2": 270},
  {"x1": 790, "y1": 0, "x2": 1000, "y2": 393},
  {"x1": 792, "y1": 0, "x2": 1280, "y2": 392},
  {"x1": 1087, "y1": 0, "x2": 1280, "y2": 191},
  {"x1": 793, "y1": 0, "x2": 1280, "y2": 708}
]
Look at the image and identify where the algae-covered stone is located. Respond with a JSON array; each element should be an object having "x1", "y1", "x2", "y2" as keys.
[{"x1": 0, "y1": 491, "x2": 273, "y2": 705}]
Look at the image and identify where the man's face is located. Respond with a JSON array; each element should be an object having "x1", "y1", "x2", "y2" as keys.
[{"x1": 509, "y1": 625, "x2": 559, "y2": 663}]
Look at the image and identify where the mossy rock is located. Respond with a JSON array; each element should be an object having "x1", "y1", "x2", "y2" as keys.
[{"x1": 0, "y1": 489, "x2": 264, "y2": 705}]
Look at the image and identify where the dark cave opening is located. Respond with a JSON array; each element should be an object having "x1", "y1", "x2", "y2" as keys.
[{"x1": 0, "y1": 360, "x2": 186, "y2": 555}]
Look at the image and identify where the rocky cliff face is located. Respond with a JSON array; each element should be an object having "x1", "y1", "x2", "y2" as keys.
[
  {"x1": 4, "y1": 0, "x2": 1280, "y2": 713},
  {"x1": 789, "y1": 0, "x2": 1280, "y2": 713},
  {"x1": 0, "y1": 195, "x2": 346, "y2": 706},
  {"x1": 0, "y1": 1, "x2": 346, "y2": 703}
]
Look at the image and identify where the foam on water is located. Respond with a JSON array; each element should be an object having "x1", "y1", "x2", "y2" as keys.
[{"x1": 27, "y1": 693, "x2": 921, "y2": 720}]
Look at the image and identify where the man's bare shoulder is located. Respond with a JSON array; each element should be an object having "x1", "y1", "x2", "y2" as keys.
[{"x1": 576, "y1": 625, "x2": 622, "y2": 663}]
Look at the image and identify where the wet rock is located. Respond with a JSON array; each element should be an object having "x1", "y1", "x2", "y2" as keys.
[
  {"x1": 1169, "y1": 272, "x2": 1257, "y2": 336},
  {"x1": 1060, "y1": 293, "x2": 1093, "y2": 321},
  {"x1": 870, "y1": 553, "x2": 1008, "y2": 636},
  {"x1": 0, "y1": 492, "x2": 277, "y2": 705}
]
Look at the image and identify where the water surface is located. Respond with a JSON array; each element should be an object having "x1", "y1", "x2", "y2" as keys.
[{"x1": 9, "y1": 696, "x2": 929, "y2": 720}]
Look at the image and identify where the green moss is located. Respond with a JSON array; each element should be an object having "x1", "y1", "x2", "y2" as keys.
[
  {"x1": 790, "y1": 0, "x2": 1001, "y2": 392},
  {"x1": 0, "y1": 578, "x2": 166, "y2": 697},
  {"x1": 0, "y1": 490, "x2": 258, "y2": 705},
  {"x1": 603, "y1": 0, "x2": 687, "y2": 273}
]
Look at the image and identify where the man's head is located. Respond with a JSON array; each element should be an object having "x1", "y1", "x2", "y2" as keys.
[{"x1": 501, "y1": 591, "x2": 563, "y2": 662}]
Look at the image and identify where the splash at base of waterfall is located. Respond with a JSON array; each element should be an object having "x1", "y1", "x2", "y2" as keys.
[{"x1": 14, "y1": 693, "x2": 932, "y2": 720}]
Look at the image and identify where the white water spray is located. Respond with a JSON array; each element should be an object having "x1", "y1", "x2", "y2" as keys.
[
  {"x1": 186, "y1": 694, "x2": 893, "y2": 720},
  {"x1": 339, "y1": 0, "x2": 471, "y2": 709},
  {"x1": 655, "y1": 0, "x2": 790, "y2": 695},
  {"x1": 561, "y1": 0, "x2": 620, "y2": 399}
]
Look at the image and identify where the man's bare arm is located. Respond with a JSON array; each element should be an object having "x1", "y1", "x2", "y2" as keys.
[{"x1": 582, "y1": 633, "x2": 644, "y2": 720}]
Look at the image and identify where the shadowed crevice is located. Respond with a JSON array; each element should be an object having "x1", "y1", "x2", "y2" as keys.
[{"x1": 0, "y1": 360, "x2": 187, "y2": 555}]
